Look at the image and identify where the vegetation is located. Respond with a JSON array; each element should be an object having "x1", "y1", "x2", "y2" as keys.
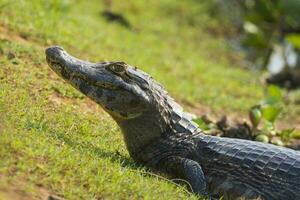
[
  {"x1": 216, "y1": 0, "x2": 300, "y2": 70},
  {"x1": 249, "y1": 85, "x2": 299, "y2": 145},
  {"x1": 0, "y1": 0, "x2": 299, "y2": 199},
  {"x1": 194, "y1": 84, "x2": 300, "y2": 147}
]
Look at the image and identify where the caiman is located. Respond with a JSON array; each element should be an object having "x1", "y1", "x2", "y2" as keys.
[{"x1": 45, "y1": 46, "x2": 300, "y2": 200}]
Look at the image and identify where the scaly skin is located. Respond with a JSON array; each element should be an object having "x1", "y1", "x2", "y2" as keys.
[{"x1": 45, "y1": 46, "x2": 300, "y2": 200}]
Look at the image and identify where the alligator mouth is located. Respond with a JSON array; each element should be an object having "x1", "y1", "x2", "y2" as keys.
[
  {"x1": 46, "y1": 55, "x2": 70, "y2": 80},
  {"x1": 45, "y1": 56, "x2": 53, "y2": 66},
  {"x1": 47, "y1": 59, "x2": 120, "y2": 92},
  {"x1": 45, "y1": 46, "x2": 121, "y2": 92}
]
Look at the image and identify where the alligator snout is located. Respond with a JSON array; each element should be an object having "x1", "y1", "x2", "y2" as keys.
[{"x1": 45, "y1": 46, "x2": 65, "y2": 64}]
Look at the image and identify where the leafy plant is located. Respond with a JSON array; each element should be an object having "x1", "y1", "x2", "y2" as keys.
[
  {"x1": 194, "y1": 85, "x2": 299, "y2": 147},
  {"x1": 248, "y1": 85, "x2": 299, "y2": 145}
]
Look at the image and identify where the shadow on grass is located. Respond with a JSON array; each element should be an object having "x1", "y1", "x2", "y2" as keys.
[
  {"x1": 25, "y1": 118, "x2": 183, "y2": 187},
  {"x1": 51, "y1": 131, "x2": 141, "y2": 170},
  {"x1": 24, "y1": 115, "x2": 144, "y2": 170},
  {"x1": 23, "y1": 118, "x2": 193, "y2": 195},
  {"x1": 51, "y1": 131, "x2": 194, "y2": 191}
]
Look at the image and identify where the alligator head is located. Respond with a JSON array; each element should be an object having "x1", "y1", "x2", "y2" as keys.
[
  {"x1": 45, "y1": 46, "x2": 177, "y2": 157},
  {"x1": 45, "y1": 46, "x2": 153, "y2": 119}
]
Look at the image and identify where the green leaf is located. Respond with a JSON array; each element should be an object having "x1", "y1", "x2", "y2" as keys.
[
  {"x1": 261, "y1": 105, "x2": 281, "y2": 123},
  {"x1": 278, "y1": 128, "x2": 294, "y2": 142},
  {"x1": 291, "y1": 130, "x2": 300, "y2": 139},
  {"x1": 267, "y1": 85, "x2": 282, "y2": 100},
  {"x1": 286, "y1": 34, "x2": 300, "y2": 50},
  {"x1": 193, "y1": 118, "x2": 210, "y2": 130},
  {"x1": 271, "y1": 138, "x2": 284, "y2": 146},
  {"x1": 263, "y1": 85, "x2": 282, "y2": 105},
  {"x1": 262, "y1": 120, "x2": 275, "y2": 135},
  {"x1": 249, "y1": 106, "x2": 262, "y2": 128},
  {"x1": 255, "y1": 134, "x2": 269, "y2": 143}
]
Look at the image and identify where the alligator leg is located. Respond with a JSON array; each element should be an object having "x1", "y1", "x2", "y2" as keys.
[{"x1": 158, "y1": 156, "x2": 210, "y2": 198}]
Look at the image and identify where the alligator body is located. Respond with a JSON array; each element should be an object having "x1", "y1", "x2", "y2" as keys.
[{"x1": 45, "y1": 46, "x2": 300, "y2": 200}]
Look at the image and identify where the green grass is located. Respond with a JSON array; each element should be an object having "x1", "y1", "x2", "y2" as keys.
[{"x1": 0, "y1": 0, "x2": 299, "y2": 199}]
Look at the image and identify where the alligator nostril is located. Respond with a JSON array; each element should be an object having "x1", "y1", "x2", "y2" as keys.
[
  {"x1": 45, "y1": 46, "x2": 64, "y2": 55},
  {"x1": 45, "y1": 46, "x2": 66, "y2": 63}
]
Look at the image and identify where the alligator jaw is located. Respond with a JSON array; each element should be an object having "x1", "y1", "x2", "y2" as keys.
[
  {"x1": 45, "y1": 46, "x2": 122, "y2": 91},
  {"x1": 45, "y1": 46, "x2": 95, "y2": 81},
  {"x1": 45, "y1": 46, "x2": 151, "y2": 120}
]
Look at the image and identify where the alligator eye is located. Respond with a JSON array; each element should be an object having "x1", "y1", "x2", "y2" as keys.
[{"x1": 107, "y1": 62, "x2": 127, "y2": 74}]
